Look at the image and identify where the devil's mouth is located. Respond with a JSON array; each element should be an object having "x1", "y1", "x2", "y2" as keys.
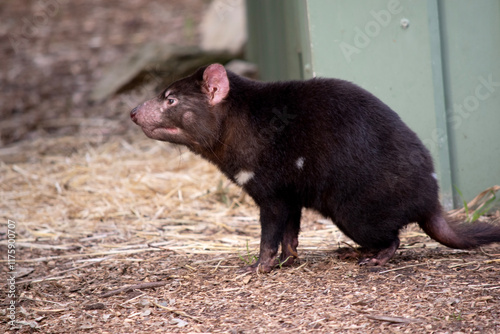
[
  {"x1": 164, "y1": 127, "x2": 180, "y2": 134},
  {"x1": 149, "y1": 126, "x2": 182, "y2": 139},
  {"x1": 138, "y1": 126, "x2": 185, "y2": 143}
]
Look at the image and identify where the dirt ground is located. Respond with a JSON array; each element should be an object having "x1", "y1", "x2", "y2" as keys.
[{"x1": 1, "y1": 1, "x2": 499, "y2": 333}]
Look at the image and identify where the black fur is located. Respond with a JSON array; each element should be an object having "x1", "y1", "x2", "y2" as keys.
[{"x1": 131, "y1": 64, "x2": 500, "y2": 272}]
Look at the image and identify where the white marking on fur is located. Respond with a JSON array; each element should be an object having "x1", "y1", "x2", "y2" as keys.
[
  {"x1": 235, "y1": 170, "x2": 254, "y2": 186},
  {"x1": 296, "y1": 157, "x2": 305, "y2": 170},
  {"x1": 432, "y1": 173, "x2": 438, "y2": 180}
]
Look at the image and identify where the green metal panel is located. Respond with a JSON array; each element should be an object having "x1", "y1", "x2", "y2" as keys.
[
  {"x1": 438, "y1": 0, "x2": 500, "y2": 207},
  {"x1": 246, "y1": 0, "x2": 500, "y2": 209},
  {"x1": 246, "y1": 0, "x2": 312, "y2": 80}
]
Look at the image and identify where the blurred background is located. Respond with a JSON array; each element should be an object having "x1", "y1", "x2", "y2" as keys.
[{"x1": 1, "y1": 0, "x2": 211, "y2": 146}]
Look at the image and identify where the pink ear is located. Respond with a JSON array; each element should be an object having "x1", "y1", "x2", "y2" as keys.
[{"x1": 203, "y1": 64, "x2": 229, "y2": 105}]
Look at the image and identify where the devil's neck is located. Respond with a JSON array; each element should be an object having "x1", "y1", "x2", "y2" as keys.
[{"x1": 193, "y1": 111, "x2": 263, "y2": 179}]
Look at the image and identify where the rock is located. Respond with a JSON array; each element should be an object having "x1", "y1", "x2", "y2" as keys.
[
  {"x1": 90, "y1": 1, "x2": 248, "y2": 102},
  {"x1": 224, "y1": 59, "x2": 258, "y2": 79},
  {"x1": 200, "y1": 0, "x2": 247, "y2": 55},
  {"x1": 90, "y1": 43, "x2": 233, "y2": 102}
]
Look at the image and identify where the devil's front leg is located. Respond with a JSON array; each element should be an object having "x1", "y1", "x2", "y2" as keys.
[
  {"x1": 279, "y1": 205, "x2": 301, "y2": 267},
  {"x1": 245, "y1": 198, "x2": 296, "y2": 273}
]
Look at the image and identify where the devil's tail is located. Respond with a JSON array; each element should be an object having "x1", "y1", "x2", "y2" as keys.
[{"x1": 418, "y1": 211, "x2": 500, "y2": 249}]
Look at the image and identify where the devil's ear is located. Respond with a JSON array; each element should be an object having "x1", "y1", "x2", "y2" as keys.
[{"x1": 203, "y1": 64, "x2": 229, "y2": 105}]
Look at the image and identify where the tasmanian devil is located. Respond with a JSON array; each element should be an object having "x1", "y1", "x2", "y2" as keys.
[{"x1": 130, "y1": 63, "x2": 500, "y2": 273}]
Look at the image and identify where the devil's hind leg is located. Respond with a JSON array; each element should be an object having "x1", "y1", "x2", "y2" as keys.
[
  {"x1": 333, "y1": 214, "x2": 404, "y2": 266},
  {"x1": 357, "y1": 238, "x2": 400, "y2": 266}
]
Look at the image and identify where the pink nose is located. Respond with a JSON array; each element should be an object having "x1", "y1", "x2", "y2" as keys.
[{"x1": 130, "y1": 106, "x2": 139, "y2": 123}]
